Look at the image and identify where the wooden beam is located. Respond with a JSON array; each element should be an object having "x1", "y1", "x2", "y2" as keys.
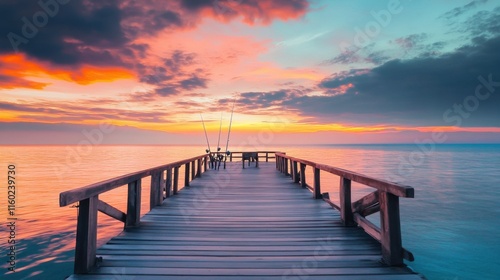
[
  {"x1": 185, "y1": 163, "x2": 190, "y2": 187},
  {"x1": 165, "y1": 168, "x2": 172, "y2": 198},
  {"x1": 340, "y1": 177, "x2": 354, "y2": 226},
  {"x1": 126, "y1": 180, "x2": 141, "y2": 228},
  {"x1": 293, "y1": 161, "x2": 299, "y2": 183},
  {"x1": 191, "y1": 161, "x2": 196, "y2": 180},
  {"x1": 352, "y1": 191, "x2": 380, "y2": 214},
  {"x1": 149, "y1": 172, "x2": 162, "y2": 210},
  {"x1": 197, "y1": 158, "x2": 202, "y2": 177},
  {"x1": 173, "y1": 166, "x2": 179, "y2": 195},
  {"x1": 379, "y1": 191, "x2": 403, "y2": 266},
  {"x1": 313, "y1": 167, "x2": 321, "y2": 199},
  {"x1": 353, "y1": 213, "x2": 381, "y2": 241},
  {"x1": 74, "y1": 195, "x2": 98, "y2": 274},
  {"x1": 97, "y1": 199, "x2": 126, "y2": 223},
  {"x1": 300, "y1": 163, "x2": 306, "y2": 188}
]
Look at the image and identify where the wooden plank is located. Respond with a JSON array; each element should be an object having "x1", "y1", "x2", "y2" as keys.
[
  {"x1": 125, "y1": 180, "x2": 141, "y2": 228},
  {"x1": 97, "y1": 199, "x2": 126, "y2": 223},
  {"x1": 74, "y1": 195, "x2": 98, "y2": 274}
]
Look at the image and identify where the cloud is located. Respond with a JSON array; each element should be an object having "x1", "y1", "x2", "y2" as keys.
[
  {"x1": 298, "y1": 35, "x2": 500, "y2": 127},
  {"x1": 440, "y1": 0, "x2": 489, "y2": 20}
]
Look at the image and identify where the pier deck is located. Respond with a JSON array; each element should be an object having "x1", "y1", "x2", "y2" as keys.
[{"x1": 66, "y1": 161, "x2": 423, "y2": 279}]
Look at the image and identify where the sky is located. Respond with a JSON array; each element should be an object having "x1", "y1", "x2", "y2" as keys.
[{"x1": 1, "y1": 0, "x2": 500, "y2": 146}]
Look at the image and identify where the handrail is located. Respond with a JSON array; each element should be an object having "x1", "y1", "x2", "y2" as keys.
[
  {"x1": 59, "y1": 154, "x2": 209, "y2": 274},
  {"x1": 275, "y1": 152, "x2": 415, "y2": 266}
]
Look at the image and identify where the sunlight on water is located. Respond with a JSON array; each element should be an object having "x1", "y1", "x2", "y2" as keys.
[{"x1": 0, "y1": 144, "x2": 499, "y2": 279}]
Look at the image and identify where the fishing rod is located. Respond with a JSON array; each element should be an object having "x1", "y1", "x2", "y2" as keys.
[
  {"x1": 224, "y1": 99, "x2": 236, "y2": 155},
  {"x1": 217, "y1": 112, "x2": 222, "y2": 153},
  {"x1": 200, "y1": 114, "x2": 211, "y2": 154}
]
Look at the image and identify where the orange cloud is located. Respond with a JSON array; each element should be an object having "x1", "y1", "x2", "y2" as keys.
[
  {"x1": 0, "y1": 54, "x2": 134, "y2": 90},
  {"x1": 203, "y1": 0, "x2": 309, "y2": 25}
]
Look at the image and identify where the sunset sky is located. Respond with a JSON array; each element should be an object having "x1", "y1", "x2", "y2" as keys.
[{"x1": 1, "y1": 0, "x2": 500, "y2": 145}]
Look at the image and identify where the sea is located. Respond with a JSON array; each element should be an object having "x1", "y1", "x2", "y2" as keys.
[{"x1": 0, "y1": 144, "x2": 499, "y2": 280}]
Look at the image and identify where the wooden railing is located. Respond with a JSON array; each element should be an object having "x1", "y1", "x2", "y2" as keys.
[
  {"x1": 227, "y1": 151, "x2": 276, "y2": 162},
  {"x1": 275, "y1": 152, "x2": 415, "y2": 266},
  {"x1": 59, "y1": 154, "x2": 209, "y2": 274}
]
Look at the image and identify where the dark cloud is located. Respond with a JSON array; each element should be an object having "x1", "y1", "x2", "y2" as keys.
[
  {"x1": 298, "y1": 35, "x2": 500, "y2": 127},
  {"x1": 0, "y1": 0, "x2": 308, "y2": 67},
  {"x1": 137, "y1": 50, "x2": 209, "y2": 96},
  {"x1": 440, "y1": 0, "x2": 489, "y2": 20},
  {"x1": 179, "y1": 75, "x2": 208, "y2": 90}
]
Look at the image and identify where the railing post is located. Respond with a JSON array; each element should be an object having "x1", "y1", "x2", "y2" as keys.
[
  {"x1": 173, "y1": 166, "x2": 179, "y2": 195},
  {"x1": 203, "y1": 156, "x2": 208, "y2": 172},
  {"x1": 340, "y1": 177, "x2": 355, "y2": 226},
  {"x1": 150, "y1": 172, "x2": 162, "y2": 210},
  {"x1": 191, "y1": 161, "x2": 196, "y2": 180},
  {"x1": 266, "y1": 152, "x2": 269, "y2": 162},
  {"x1": 74, "y1": 195, "x2": 98, "y2": 274},
  {"x1": 165, "y1": 168, "x2": 172, "y2": 198},
  {"x1": 313, "y1": 167, "x2": 321, "y2": 199},
  {"x1": 230, "y1": 153, "x2": 233, "y2": 162},
  {"x1": 300, "y1": 163, "x2": 306, "y2": 188},
  {"x1": 197, "y1": 158, "x2": 202, "y2": 177},
  {"x1": 379, "y1": 191, "x2": 403, "y2": 266},
  {"x1": 185, "y1": 163, "x2": 190, "y2": 187},
  {"x1": 126, "y1": 179, "x2": 141, "y2": 228},
  {"x1": 284, "y1": 158, "x2": 289, "y2": 176},
  {"x1": 293, "y1": 161, "x2": 299, "y2": 183}
]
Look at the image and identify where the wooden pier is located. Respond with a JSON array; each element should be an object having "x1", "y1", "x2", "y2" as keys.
[{"x1": 60, "y1": 152, "x2": 424, "y2": 279}]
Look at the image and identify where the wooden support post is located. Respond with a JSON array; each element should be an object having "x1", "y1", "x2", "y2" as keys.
[
  {"x1": 150, "y1": 172, "x2": 162, "y2": 210},
  {"x1": 266, "y1": 152, "x2": 269, "y2": 162},
  {"x1": 191, "y1": 161, "x2": 196, "y2": 180},
  {"x1": 230, "y1": 153, "x2": 233, "y2": 162},
  {"x1": 126, "y1": 180, "x2": 141, "y2": 228},
  {"x1": 340, "y1": 177, "x2": 355, "y2": 226},
  {"x1": 74, "y1": 195, "x2": 98, "y2": 274},
  {"x1": 256, "y1": 154, "x2": 259, "y2": 168},
  {"x1": 185, "y1": 163, "x2": 190, "y2": 187},
  {"x1": 284, "y1": 158, "x2": 289, "y2": 176},
  {"x1": 313, "y1": 167, "x2": 321, "y2": 199},
  {"x1": 197, "y1": 158, "x2": 202, "y2": 177},
  {"x1": 300, "y1": 163, "x2": 306, "y2": 188},
  {"x1": 293, "y1": 161, "x2": 299, "y2": 183},
  {"x1": 203, "y1": 156, "x2": 208, "y2": 172},
  {"x1": 165, "y1": 168, "x2": 172, "y2": 198},
  {"x1": 173, "y1": 167, "x2": 179, "y2": 195},
  {"x1": 379, "y1": 191, "x2": 404, "y2": 266}
]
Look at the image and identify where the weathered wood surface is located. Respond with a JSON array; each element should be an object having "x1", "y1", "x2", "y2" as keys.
[{"x1": 67, "y1": 162, "x2": 422, "y2": 280}]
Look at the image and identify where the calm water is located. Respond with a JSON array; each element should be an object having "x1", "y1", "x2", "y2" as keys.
[{"x1": 0, "y1": 144, "x2": 499, "y2": 279}]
